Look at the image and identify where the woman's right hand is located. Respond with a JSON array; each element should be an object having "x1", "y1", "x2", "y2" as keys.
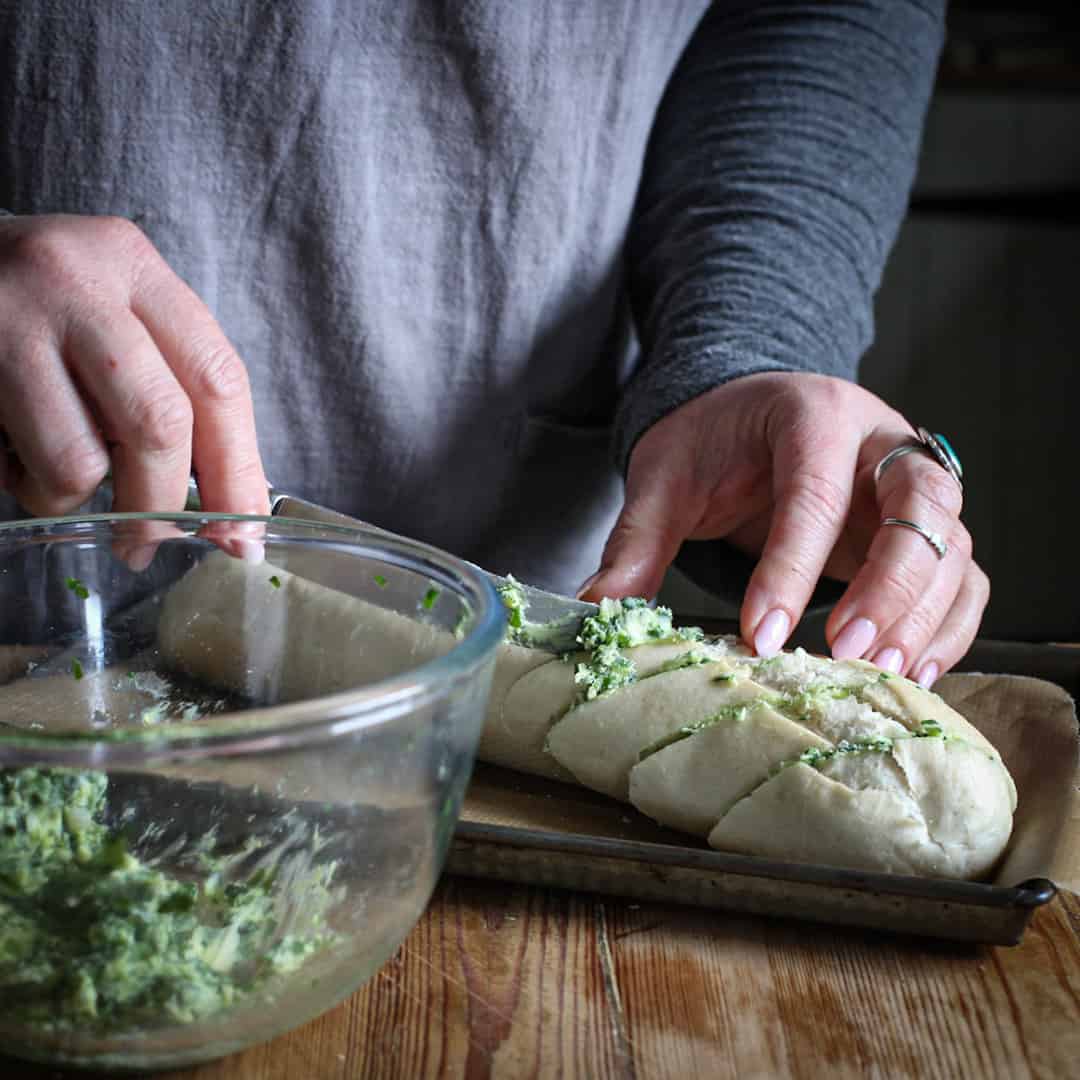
[{"x1": 0, "y1": 213, "x2": 268, "y2": 516}]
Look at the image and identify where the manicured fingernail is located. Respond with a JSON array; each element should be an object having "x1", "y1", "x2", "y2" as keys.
[
  {"x1": 575, "y1": 572, "x2": 602, "y2": 600},
  {"x1": 753, "y1": 609, "x2": 790, "y2": 658},
  {"x1": 218, "y1": 536, "x2": 265, "y2": 564},
  {"x1": 832, "y1": 617, "x2": 877, "y2": 660},
  {"x1": 872, "y1": 647, "x2": 904, "y2": 675},
  {"x1": 235, "y1": 539, "x2": 265, "y2": 565},
  {"x1": 915, "y1": 661, "x2": 939, "y2": 689}
]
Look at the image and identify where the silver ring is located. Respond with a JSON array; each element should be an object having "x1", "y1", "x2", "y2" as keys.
[
  {"x1": 873, "y1": 442, "x2": 936, "y2": 485},
  {"x1": 874, "y1": 429, "x2": 964, "y2": 492},
  {"x1": 881, "y1": 517, "x2": 948, "y2": 560}
]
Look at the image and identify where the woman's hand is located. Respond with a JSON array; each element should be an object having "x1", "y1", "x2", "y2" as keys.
[
  {"x1": 580, "y1": 372, "x2": 987, "y2": 685},
  {"x1": 0, "y1": 213, "x2": 268, "y2": 516}
]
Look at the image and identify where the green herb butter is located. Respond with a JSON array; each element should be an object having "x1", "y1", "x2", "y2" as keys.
[
  {"x1": 497, "y1": 583, "x2": 710, "y2": 703},
  {"x1": 0, "y1": 768, "x2": 338, "y2": 1034},
  {"x1": 637, "y1": 700, "x2": 761, "y2": 762},
  {"x1": 573, "y1": 598, "x2": 704, "y2": 703}
]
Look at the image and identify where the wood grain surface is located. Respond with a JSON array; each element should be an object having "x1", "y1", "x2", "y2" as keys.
[{"x1": 12, "y1": 878, "x2": 1077, "y2": 1080}]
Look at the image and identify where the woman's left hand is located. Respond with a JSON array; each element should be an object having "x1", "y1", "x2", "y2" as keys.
[{"x1": 579, "y1": 371, "x2": 987, "y2": 686}]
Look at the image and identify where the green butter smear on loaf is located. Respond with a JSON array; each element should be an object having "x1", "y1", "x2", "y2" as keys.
[{"x1": 497, "y1": 580, "x2": 704, "y2": 703}]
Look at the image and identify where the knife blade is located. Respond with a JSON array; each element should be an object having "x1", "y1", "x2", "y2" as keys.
[
  {"x1": 182, "y1": 479, "x2": 595, "y2": 655},
  {"x1": 267, "y1": 493, "x2": 596, "y2": 654}
]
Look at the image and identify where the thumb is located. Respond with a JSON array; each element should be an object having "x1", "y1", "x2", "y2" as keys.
[{"x1": 578, "y1": 455, "x2": 702, "y2": 602}]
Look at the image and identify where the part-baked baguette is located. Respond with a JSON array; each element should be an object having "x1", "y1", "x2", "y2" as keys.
[
  {"x1": 156, "y1": 554, "x2": 1016, "y2": 880},
  {"x1": 485, "y1": 632, "x2": 1016, "y2": 879}
]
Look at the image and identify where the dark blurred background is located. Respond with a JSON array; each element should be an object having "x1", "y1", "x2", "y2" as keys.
[{"x1": 664, "y1": 0, "x2": 1080, "y2": 664}]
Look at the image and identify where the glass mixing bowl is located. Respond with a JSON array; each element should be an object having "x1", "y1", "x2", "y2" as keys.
[{"x1": 0, "y1": 513, "x2": 504, "y2": 1070}]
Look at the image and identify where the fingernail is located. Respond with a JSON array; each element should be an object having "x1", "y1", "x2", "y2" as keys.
[
  {"x1": 753, "y1": 609, "x2": 790, "y2": 658},
  {"x1": 235, "y1": 539, "x2": 265, "y2": 565},
  {"x1": 218, "y1": 536, "x2": 266, "y2": 564},
  {"x1": 872, "y1": 647, "x2": 904, "y2": 675},
  {"x1": 832, "y1": 617, "x2": 877, "y2": 660},
  {"x1": 575, "y1": 572, "x2": 602, "y2": 600},
  {"x1": 915, "y1": 661, "x2": 939, "y2": 689}
]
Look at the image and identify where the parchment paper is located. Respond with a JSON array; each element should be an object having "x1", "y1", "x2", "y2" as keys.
[{"x1": 935, "y1": 673, "x2": 1079, "y2": 891}]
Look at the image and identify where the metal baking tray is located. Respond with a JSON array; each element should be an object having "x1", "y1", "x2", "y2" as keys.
[{"x1": 448, "y1": 673, "x2": 1079, "y2": 945}]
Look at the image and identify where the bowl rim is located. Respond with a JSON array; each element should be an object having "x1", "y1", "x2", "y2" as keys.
[{"x1": 0, "y1": 511, "x2": 507, "y2": 763}]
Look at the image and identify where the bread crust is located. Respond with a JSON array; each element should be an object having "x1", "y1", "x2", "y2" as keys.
[{"x1": 496, "y1": 642, "x2": 1016, "y2": 880}]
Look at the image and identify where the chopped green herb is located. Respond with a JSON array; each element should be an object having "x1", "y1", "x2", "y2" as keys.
[
  {"x1": 653, "y1": 649, "x2": 712, "y2": 676},
  {"x1": 422, "y1": 586, "x2": 440, "y2": 610},
  {"x1": 498, "y1": 580, "x2": 715, "y2": 702},
  {"x1": 572, "y1": 597, "x2": 705, "y2": 704},
  {"x1": 797, "y1": 736, "x2": 894, "y2": 770},
  {"x1": 495, "y1": 576, "x2": 584, "y2": 649},
  {"x1": 71, "y1": 659, "x2": 84, "y2": 680},
  {"x1": 769, "y1": 718, "x2": 951, "y2": 780},
  {"x1": 0, "y1": 768, "x2": 341, "y2": 1036},
  {"x1": 65, "y1": 577, "x2": 90, "y2": 600},
  {"x1": 637, "y1": 725, "x2": 697, "y2": 762},
  {"x1": 574, "y1": 643, "x2": 636, "y2": 701},
  {"x1": 496, "y1": 576, "x2": 527, "y2": 630},
  {"x1": 577, "y1": 597, "x2": 701, "y2": 653},
  {"x1": 373, "y1": 574, "x2": 388, "y2": 588},
  {"x1": 776, "y1": 684, "x2": 856, "y2": 722},
  {"x1": 637, "y1": 701, "x2": 758, "y2": 761},
  {"x1": 269, "y1": 575, "x2": 281, "y2": 589}
]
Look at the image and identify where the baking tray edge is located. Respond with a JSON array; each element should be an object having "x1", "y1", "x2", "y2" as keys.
[{"x1": 447, "y1": 821, "x2": 1057, "y2": 946}]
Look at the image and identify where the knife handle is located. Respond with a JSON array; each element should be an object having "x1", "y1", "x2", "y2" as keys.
[{"x1": 182, "y1": 476, "x2": 282, "y2": 516}]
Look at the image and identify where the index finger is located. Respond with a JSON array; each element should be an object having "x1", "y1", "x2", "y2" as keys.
[
  {"x1": 62, "y1": 309, "x2": 193, "y2": 515},
  {"x1": 741, "y1": 427, "x2": 860, "y2": 656},
  {"x1": 130, "y1": 260, "x2": 269, "y2": 516}
]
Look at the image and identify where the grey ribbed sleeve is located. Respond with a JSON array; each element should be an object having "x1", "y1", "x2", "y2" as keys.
[{"x1": 615, "y1": 0, "x2": 946, "y2": 471}]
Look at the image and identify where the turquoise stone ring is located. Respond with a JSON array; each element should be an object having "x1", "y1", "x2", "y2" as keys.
[
  {"x1": 873, "y1": 427, "x2": 964, "y2": 491},
  {"x1": 916, "y1": 427, "x2": 964, "y2": 490}
]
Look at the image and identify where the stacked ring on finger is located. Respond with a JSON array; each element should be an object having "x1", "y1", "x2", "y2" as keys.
[
  {"x1": 873, "y1": 426, "x2": 963, "y2": 562},
  {"x1": 873, "y1": 428, "x2": 964, "y2": 491},
  {"x1": 880, "y1": 517, "x2": 948, "y2": 560}
]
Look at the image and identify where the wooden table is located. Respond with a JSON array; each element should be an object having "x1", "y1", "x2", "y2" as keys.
[{"x1": 19, "y1": 874, "x2": 1077, "y2": 1080}]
